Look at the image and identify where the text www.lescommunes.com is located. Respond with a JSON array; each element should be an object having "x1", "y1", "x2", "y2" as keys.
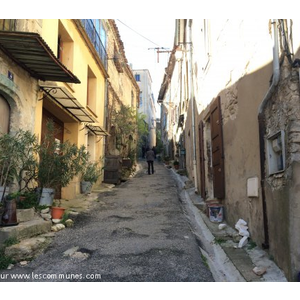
[{"x1": 1, "y1": 272, "x2": 102, "y2": 281}]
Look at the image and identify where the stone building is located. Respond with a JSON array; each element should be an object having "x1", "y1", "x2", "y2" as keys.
[
  {"x1": 105, "y1": 20, "x2": 140, "y2": 160},
  {"x1": 132, "y1": 69, "x2": 156, "y2": 152},
  {"x1": 159, "y1": 19, "x2": 300, "y2": 281}
]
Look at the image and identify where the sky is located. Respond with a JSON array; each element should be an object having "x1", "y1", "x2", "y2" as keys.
[{"x1": 115, "y1": 19, "x2": 175, "y2": 108}]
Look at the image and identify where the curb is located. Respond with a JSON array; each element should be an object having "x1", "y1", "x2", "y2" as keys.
[{"x1": 169, "y1": 167, "x2": 287, "y2": 282}]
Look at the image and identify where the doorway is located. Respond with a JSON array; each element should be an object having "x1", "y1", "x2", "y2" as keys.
[
  {"x1": 0, "y1": 95, "x2": 10, "y2": 134},
  {"x1": 41, "y1": 108, "x2": 64, "y2": 199}
]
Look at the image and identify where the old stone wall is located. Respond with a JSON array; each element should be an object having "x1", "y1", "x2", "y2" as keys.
[
  {"x1": 264, "y1": 58, "x2": 300, "y2": 280},
  {"x1": 0, "y1": 51, "x2": 38, "y2": 135},
  {"x1": 105, "y1": 20, "x2": 139, "y2": 158}
]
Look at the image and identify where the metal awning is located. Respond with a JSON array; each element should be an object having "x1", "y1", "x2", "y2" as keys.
[
  {"x1": 86, "y1": 124, "x2": 109, "y2": 136},
  {"x1": 0, "y1": 31, "x2": 80, "y2": 83},
  {"x1": 40, "y1": 85, "x2": 97, "y2": 123}
]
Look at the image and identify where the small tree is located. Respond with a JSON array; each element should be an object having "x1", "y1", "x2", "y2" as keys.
[
  {"x1": 16, "y1": 130, "x2": 39, "y2": 192},
  {"x1": 81, "y1": 160, "x2": 102, "y2": 184},
  {"x1": 0, "y1": 130, "x2": 39, "y2": 199},
  {"x1": 155, "y1": 128, "x2": 164, "y2": 155},
  {"x1": 37, "y1": 120, "x2": 89, "y2": 190},
  {"x1": 137, "y1": 112, "x2": 149, "y2": 157},
  {"x1": 111, "y1": 105, "x2": 137, "y2": 159}
]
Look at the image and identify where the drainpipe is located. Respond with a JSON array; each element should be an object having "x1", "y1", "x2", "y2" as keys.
[
  {"x1": 188, "y1": 20, "x2": 198, "y2": 193},
  {"x1": 258, "y1": 19, "x2": 280, "y2": 249}
]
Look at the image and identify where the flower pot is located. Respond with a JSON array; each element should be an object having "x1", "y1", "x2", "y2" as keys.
[
  {"x1": 80, "y1": 181, "x2": 92, "y2": 194},
  {"x1": 39, "y1": 188, "x2": 55, "y2": 206},
  {"x1": 51, "y1": 207, "x2": 65, "y2": 219}
]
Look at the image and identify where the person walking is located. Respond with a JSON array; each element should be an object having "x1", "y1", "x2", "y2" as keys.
[{"x1": 145, "y1": 147, "x2": 155, "y2": 175}]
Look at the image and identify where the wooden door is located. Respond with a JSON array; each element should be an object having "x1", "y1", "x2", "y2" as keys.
[
  {"x1": 41, "y1": 109, "x2": 64, "y2": 199},
  {"x1": 210, "y1": 96, "x2": 225, "y2": 199},
  {"x1": 199, "y1": 121, "x2": 206, "y2": 199},
  {"x1": 0, "y1": 95, "x2": 10, "y2": 134}
]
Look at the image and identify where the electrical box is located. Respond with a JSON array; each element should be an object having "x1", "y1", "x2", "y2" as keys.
[
  {"x1": 267, "y1": 130, "x2": 285, "y2": 175},
  {"x1": 247, "y1": 176, "x2": 259, "y2": 198}
]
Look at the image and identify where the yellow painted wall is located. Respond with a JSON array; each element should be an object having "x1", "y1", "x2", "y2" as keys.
[{"x1": 39, "y1": 19, "x2": 107, "y2": 199}]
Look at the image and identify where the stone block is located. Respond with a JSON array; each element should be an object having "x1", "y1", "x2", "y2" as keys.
[
  {"x1": 290, "y1": 121, "x2": 300, "y2": 133},
  {"x1": 0, "y1": 219, "x2": 52, "y2": 246},
  {"x1": 16, "y1": 208, "x2": 35, "y2": 223}
]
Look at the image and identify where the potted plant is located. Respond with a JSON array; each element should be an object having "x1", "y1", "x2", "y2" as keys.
[
  {"x1": 80, "y1": 160, "x2": 102, "y2": 194},
  {"x1": 173, "y1": 160, "x2": 180, "y2": 170},
  {"x1": 0, "y1": 130, "x2": 38, "y2": 203},
  {"x1": 37, "y1": 120, "x2": 88, "y2": 206},
  {"x1": 164, "y1": 156, "x2": 170, "y2": 165},
  {"x1": 16, "y1": 190, "x2": 39, "y2": 209},
  {"x1": 51, "y1": 199, "x2": 65, "y2": 220}
]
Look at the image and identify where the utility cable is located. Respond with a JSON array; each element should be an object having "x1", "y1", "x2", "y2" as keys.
[{"x1": 116, "y1": 19, "x2": 161, "y2": 47}]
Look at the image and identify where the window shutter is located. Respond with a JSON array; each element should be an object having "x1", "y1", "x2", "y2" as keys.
[
  {"x1": 210, "y1": 96, "x2": 225, "y2": 199},
  {"x1": 199, "y1": 121, "x2": 206, "y2": 199}
]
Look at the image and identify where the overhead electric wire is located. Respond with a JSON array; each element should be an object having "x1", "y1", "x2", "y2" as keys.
[{"x1": 116, "y1": 19, "x2": 161, "y2": 47}]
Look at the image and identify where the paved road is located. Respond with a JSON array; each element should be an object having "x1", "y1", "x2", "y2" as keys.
[{"x1": 1, "y1": 161, "x2": 214, "y2": 282}]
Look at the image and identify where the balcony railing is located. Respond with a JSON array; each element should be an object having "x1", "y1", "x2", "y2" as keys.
[
  {"x1": 0, "y1": 19, "x2": 16, "y2": 31},
  {"x1": 81, "y1": 19, "x2": 107, "y2": 70}
]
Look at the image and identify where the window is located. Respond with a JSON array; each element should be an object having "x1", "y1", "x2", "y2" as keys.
[
  {"x1": 135, "y1": 74, "x2": 141, "y2": 81},
  {"x1": 0, "y1": 19, "x2": 16, "y2": 31},
  {"x1": 267, "y1": 130, "x2": 286, "y2": 175},
  {"x1": 202, "y1": 20, "x2": 211, "y2": 71},
  {"x1": 139, "y1": 91, "x2": 143, "y2": 106},
  {"x1": 57, "y1": 21, "x2": 74, "y2": 72},
  {"x1": 131, "y1": 91, "x2": 134, "y2": 107},
  {"x1": 87, "y1": 132, "x2": 96, "y2": 161},
  {"x1": 87, "y1": 66, "x2": 97, "y2": 114},
  {"x1": 113, "y1": 43, "x2": 123, "y2": 73}
]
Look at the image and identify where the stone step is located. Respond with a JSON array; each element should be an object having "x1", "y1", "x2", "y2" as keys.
[
  {"x1": 5, "y1": 235, "x2": 54, "y2": 262},
  {"x1": 0, "y1": 217, "x2": 52, "y2": 246}
]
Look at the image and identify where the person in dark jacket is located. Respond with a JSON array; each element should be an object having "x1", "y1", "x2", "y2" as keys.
[{"x1": 145, "y1": 147, "x2": 155, "y2": 175}]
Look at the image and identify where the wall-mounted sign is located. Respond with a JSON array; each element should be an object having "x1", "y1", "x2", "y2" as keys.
[{"x1": 8, "y1": 71, "x2": 14, "y2": 81}]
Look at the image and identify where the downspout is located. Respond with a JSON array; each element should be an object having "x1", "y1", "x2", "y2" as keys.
[
  {"x1": 258, "y1": 19, "x2": 280, "y2": 249},
  {"x1": 188, "y1": 19, "x2": 198, "y2": 193},
  {"x1": 103, "y1": 78, "x2": 108, "y2": 158}
]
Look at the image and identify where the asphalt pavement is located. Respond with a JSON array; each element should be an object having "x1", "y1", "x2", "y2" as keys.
[{"x1": 0, "y1": 160, "x2": 214, "y2": 282}]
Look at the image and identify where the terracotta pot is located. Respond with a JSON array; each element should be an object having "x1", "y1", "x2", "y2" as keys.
[{"x1": 51, "y1": 207, "x2": 65, "y2": 219}]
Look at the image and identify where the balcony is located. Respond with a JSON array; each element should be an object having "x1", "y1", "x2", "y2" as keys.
[{"x1": 80, "y1": 19, "x2": 107, "y2": 70}]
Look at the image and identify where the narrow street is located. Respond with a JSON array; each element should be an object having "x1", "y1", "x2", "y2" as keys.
[{"x1": 0, "y1": 161, "x2": 214, "y2": 282}]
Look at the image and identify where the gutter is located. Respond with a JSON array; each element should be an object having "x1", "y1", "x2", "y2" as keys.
[{"x1": 258, "y1": 19, "x2": 280, "y2": 249}]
